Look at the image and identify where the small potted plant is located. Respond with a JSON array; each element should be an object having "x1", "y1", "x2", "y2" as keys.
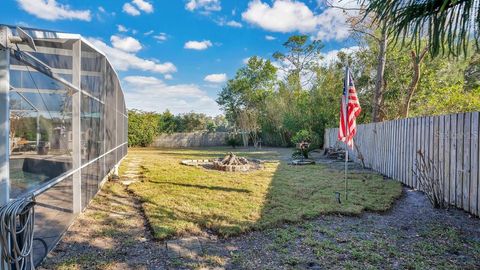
[{"x1": 291, "y1": 129, "x2": 315, "y2": 165}]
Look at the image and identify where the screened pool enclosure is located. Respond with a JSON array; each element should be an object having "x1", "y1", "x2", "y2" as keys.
[{"x1": 0, "y1": 25, "x2": 128, "y2": 264}]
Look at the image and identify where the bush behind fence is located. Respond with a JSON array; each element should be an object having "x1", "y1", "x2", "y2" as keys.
[{"x1": 325, "y1": 111, "x2": 480, "y2": 217}]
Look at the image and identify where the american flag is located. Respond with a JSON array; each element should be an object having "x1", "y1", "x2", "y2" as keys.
[{"x1": 338, "y1": 68, "x2": 361, "y2": 148}]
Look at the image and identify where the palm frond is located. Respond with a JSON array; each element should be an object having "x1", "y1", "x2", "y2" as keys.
[{"x1": 364, "y1": 0, "x2": 480, "y2": 57}]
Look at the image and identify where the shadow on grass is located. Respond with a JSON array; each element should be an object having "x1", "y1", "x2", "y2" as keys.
[
  {"x1": 150, "y1": 181, "x2": 252, "y2": 194},
  {"x1": 255, "y1": 161, "x2": 403, "y2": 231}
]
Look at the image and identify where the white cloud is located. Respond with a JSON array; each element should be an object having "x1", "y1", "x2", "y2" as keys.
[
  {"x1": 117, "y1": 24, "x2": 128, "y2": 32},
  {"x1": 110, "y1": 35, "x2": 143, "y2": 53},
  {"x1": 204, "y1": 73, "x2": 227, "y2": 83},
  {"x1": 320, "y1": 46, "x2": 361, "y2": 65},
  {"x1": 164, "y1": 74, "x2": 173, "y2": 80},
  {"x1": 184, "y1": 40, "x2": 213, "y2": 50},
  {"x1": 153, "y1": 33, "x2": 168, "y2": 42},
  {"x1": 16, "y1": 0, "x2": 91, "y2": 21},
  {"x1": 216, "y1": 18, "x2": 243, "y2": 28},
  {"x1": 98, "y1": 6, "x2": 106, "y2": 13},
  {"x1": 242, "y1": 0, "x2": 359, "y2": 41},
  {"x1": 242, "y1": 1, "x2": 317, "y2": 32},
  {"x1": 87, "y1": 37, "x2": 176, "y2": 74},
  {"x1": 132, "y1": 0, "x2": 153, "y2": 13},
  {"x1": 123, "y1": 2, "x2": 140, "y2": 16},
  {"x1": 185, "y1": 0, "x2": 221, "y2": 13},
  {"x1": 123, "y1": 76, "x2": 220, "y2": 115},
  {"x1": 226, "y1": 20, "x2": 243, "y2": 28},
  {"x1": 144, "y1": 30, "x2": 154, "y2": 36},
  {"x1": 265, "y1": 35, "x2": 276, "y2": 40}
]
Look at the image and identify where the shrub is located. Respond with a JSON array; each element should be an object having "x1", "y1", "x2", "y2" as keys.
[
  {"x1": 225, "y1": 133, "x2": 241, "y2": 148},
  {"x1": 128, "y1": 110, "x2": 159, "y2": 147},
  {"x1": 291, "y1": 129, "x2": 313, "y2": 144},
  {"x1": 291, "y1": 129, "x2": 315, "y2": 159}
]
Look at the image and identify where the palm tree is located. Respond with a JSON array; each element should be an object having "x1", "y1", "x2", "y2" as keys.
[{"x1": 364, "y1": 0, "x2": 479, "y2": 57}]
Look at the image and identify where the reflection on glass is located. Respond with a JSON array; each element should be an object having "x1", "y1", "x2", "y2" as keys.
[
  {"x1": 9, "y1": 56, "x2": 73, "y2": 198},
  {"x1": 81, "y1": 94, "x2": 103, "y2": 163}
]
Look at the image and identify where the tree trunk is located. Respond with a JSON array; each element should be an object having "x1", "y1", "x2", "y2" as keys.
[
  {"x1": 372, "y1": 25, "x2": 388, "y2": 122},
  {"x1": 402, "y1": 47, "x2": 428, "y2": 118},
  {"x1": 241, "y1": 132, "x2": 248, "y2": 147},
  {"x1": 251, "y1": 131, "x2": 259, "y2": 149}
]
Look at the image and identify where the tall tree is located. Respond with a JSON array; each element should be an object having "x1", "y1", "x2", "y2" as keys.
[
  {"x1": 402, "y1": 45, "x2": 429, "y2": 117},
  {"x1": 273, "y1": 35, "x2": 323, "y2": 91},
  {"x1": 217, "y1": 56, "x2": 277, "y2": 147},
  {"x1": 158, "y1": 110, "x2": 176, "y2": 134},
  {"x1": 217, "y1": 57, "x2": 276, "y2": 116},
  {"x1": 372, "y1": 23, "x2": 389, "y2": 122}
]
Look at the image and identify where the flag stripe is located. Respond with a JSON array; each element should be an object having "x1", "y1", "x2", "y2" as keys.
[{"x1": 338, "y1": 69, "x2": 361, "y2": 148}]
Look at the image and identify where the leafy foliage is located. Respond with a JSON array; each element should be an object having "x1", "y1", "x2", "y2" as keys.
[
  {"x1": 291, "y1": 129, "x2": 316, "y2": 159},
  {"x1": 217, "y1": 34, "x2": 480, "y2": 149},
  {"x1": 157, "y1": 110, "x2": 176, "y2": 134},
  {"x1": 128, "y1": 110, "x2": 159, "y2": 147},
  {"x1": 225, "y1": 133, "x2": 242, "y2": 148},
  {"x1": 291, "y1": 129, "x2": 313, "y2": 144},
  {"x1": 128, "y1": 110, "x2": 229, "y2": 147},
  {"x1": 273, "y1": 35, "x2": 324, "y2": 90},
  {"x1": 364, "y1": 0, "x2": 480, "y2": 57},
  {"x1": 217, "y1": 56, "x2": 277, "y2": 146}
]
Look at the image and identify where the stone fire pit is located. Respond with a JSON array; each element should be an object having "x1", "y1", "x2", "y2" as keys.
[
  {"x1": 213, "y1": 153, "x2": 251, "y2": 172},
  {"x1": 181, "y1": 152, "x2": 263, "y2": 172}
]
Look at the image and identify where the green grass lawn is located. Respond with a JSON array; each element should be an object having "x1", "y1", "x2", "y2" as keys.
[{"x1": 124, "y1": 147, "x2": 402, "y2": 240}]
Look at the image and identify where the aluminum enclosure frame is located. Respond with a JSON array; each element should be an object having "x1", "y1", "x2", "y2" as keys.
[{"x1": 0, "y1": 25, "x2": 128, "y2": 265}]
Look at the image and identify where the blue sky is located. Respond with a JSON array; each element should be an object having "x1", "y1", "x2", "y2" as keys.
[{"x1": 1, "y1": 0, "x2": 359, "y2": 116}]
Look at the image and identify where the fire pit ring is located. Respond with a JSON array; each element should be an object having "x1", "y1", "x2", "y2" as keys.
[
  {"x1": 181, "y1": 152, "x2": 264, "y2": 172},
  {"x1": 213, "y1": 153, "x2": 252, "y2": 172}
]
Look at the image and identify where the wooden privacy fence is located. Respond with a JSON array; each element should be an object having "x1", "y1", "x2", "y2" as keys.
[{"x1": 324, "y1": 112, "x2": 480, "y2": 217}]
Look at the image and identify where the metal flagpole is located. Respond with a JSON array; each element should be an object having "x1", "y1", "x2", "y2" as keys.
[{"x1": 344, "y1": 65, "x2": 349, "y2": 201}]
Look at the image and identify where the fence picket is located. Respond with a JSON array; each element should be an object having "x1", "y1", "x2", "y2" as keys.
[
  {"x1": 403, "y1": 119, "x2": 408, "y2": 184},
  {"x1": 456, "y1": 113, "x2": 464, "y2": 208},
  {"x1": 451, "y1": 114, "x2": 458, "y2": 205},
  {"x1": 414, "y1": 117, "x2": 419, "y2": 189},
  {"x1": 408, "y1": 119, "x2": 413, "y2": 187},
  {"x1": 439, "y1": 115, "x2": 445, "y2": 202},
  {"x1": 433, "y1": 116, "x2": 439, "y2": 197},
  {"x1": 470, "y1": 112, "x2": 479, "y2": 216},
  {"x1": 464, "y1": 113, "x2": 471, "y2": 211},
  {"x1": 444, "y1": 115, "x2": 451, "y2": 204}
]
